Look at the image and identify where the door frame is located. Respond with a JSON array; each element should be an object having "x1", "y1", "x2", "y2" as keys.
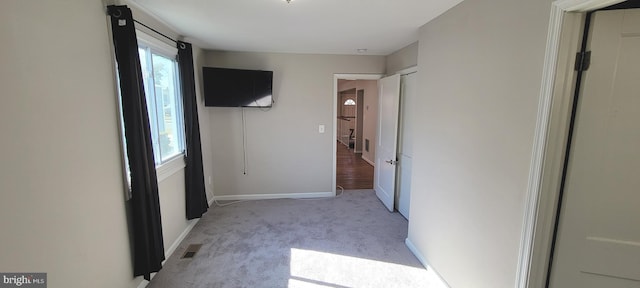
[
  {"x1": 355, "y1": 89, "x2": 365, "y2": 153},
  {"x1": 519, "y1": 0, "x2": 626, "y2": 287},
  {"x1": 333, "y1": 74, "x2": 384, "y2": 196}
]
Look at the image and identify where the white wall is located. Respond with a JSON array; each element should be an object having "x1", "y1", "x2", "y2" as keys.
[
  {"x1": 358, "y1": 80, "x2": 379, "y2": 164},
  {"x1": 193, "y1": 47, "x2": 216, "y2": 201},
  {"x1": 0, "y1": 1, "x2": 140, "y2": 287},
  {"x1": 385, "y1": 42, "x2": 418, "y2": 75},
  {"x1": 204, "y1": 52, "x2": 385, "y2": 197},
  {"x1": 407, "y1": 0, "x2": 553, "y2": 287},
  {"x1": 0, "y1": 1, "x2": 211, "y2": 287},
  {"x1": 157, "y1": 171, "x2": 188, "y2": 253}
]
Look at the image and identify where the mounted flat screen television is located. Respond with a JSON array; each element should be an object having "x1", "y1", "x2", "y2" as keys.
[{"x1": 202, "y1": 67, "x2": 273, "y2": 108}]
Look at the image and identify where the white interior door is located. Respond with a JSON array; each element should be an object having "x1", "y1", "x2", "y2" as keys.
[
  {"x1": 549, "y1": 9, "x2": 640, "y2": 287},
  {"x1": 396, "y1": 72, "x2": 416, "y2": 219},
  {"x1": 374, "y1": 74, "x2": 401, "y2": 212}
]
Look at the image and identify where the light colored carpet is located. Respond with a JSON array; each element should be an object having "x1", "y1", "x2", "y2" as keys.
[{"x1": 147, "y1": 190, "x2": 446, "y2": 288}]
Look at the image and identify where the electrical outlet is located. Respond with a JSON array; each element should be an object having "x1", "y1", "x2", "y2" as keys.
[{"x1": 318, "y1": 125, "x2": 325, "y2": 133}]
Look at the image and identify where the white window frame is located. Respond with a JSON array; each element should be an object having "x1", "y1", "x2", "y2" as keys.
[{"x1": 136, "y1": 30, "x2": 186, "y2": 181}]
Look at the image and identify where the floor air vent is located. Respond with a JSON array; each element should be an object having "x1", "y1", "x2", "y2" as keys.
[{"x1": 181, "y1": 244, "x2": 202, "y2": 259}]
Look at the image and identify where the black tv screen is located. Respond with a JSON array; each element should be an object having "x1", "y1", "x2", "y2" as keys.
[{"x1": 202, "y1": 67, "x2": 273, "y2": 108}]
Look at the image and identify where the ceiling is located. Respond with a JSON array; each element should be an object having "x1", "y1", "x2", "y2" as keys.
[{"x1": 131, "y1": 0, "x2": 464, "y2": 56}]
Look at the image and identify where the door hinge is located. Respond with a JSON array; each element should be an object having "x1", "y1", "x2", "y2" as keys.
[{"x1": 574, "y1": 51, "x2": 591, "y2": 72}]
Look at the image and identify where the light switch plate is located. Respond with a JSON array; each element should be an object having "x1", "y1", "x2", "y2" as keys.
[{"x1": 318, "y1": 125, "x2": 325, "y2": 133}]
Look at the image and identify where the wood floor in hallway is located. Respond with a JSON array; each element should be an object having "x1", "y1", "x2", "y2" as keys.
[{"x1": 336, "y1": 141, "x2": 374, "y2": 189}]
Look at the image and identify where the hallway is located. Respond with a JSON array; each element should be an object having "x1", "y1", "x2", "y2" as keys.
[{"x1": 336, "y1": 141, "x2": 374, "y2": 189}]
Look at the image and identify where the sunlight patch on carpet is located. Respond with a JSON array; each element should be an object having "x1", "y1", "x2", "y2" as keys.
[{"x1": 289, "y1": 248, "x2": 447, "y2": 288}]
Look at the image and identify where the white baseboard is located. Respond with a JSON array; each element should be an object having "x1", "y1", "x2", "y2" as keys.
[
  {"x1": 214, "y1": 192, "x2": 334, "y2": 201},
  {"x1": 362, "y1": 156, "x2": 375, "y2": 167},
  {"x1": 163, "y1": 219, "x2": 199, "y2": 264},
  {"x1": 405, "y1": 238, "x2": 428, "y2": 268},
  {"x1": 136, "y1": 279, "x2": 149, "y2": 288},
  {"x1": 136, "y1": 206, "x2": 208, "y2": 288},
  {"x1": 405, "y1": 238, "x2": 451, "y2": 288}
]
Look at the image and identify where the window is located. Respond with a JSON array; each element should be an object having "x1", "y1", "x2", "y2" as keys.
[
  {"x1": 137, "y1": 32, "x2": 185, "y2": 165},
  {"x1": 115, "y1": 31, "x2": 186, "y2": 199},
  {"x1": 344, "y1": 99, "x2": 356, "y2": 105}
]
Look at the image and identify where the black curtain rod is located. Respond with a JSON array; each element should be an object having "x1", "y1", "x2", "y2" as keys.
[{"x1": 133, "y1": 19, "x2": 178, "y2": 44}]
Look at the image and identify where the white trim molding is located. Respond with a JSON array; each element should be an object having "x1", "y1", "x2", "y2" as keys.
[
  {"x1": 163, "y1": 219, "x2": 199, "y2": 264},
  {"x1": 135, "y1": 217, "x2": 201, "y2": 288},
  {"x1": 213, "y1": 192, "x2": 334, "y2": 201},
  {"x1": 405, "y1": 238, "x2": 429, "y2": 270},
  {"x1": 361, "y1": 155, "x2": 376, "y2": 167},
  {"x1": 395, "y1": 65, "x2": 418, "y2": 76},
  {"x1": 555, "y1": 0, "x2": 625, "y2": 11},
  {"x1": 405, "y1": 238, "x2": 451, "y2": 288},
  {"x1": 517, "y1": 0, "x2": 625, "y2": 287},
  {"x1": 136, "y1": 279, "x2": 149, "y2": 288},
  {"x1": 136, "y1": 29, "x2": 178, "y2": 57},
  {"x1": 156, "y1": 155, "x2": 186, "y2": 182}
]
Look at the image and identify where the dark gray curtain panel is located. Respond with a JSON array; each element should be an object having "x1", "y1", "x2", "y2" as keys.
[
  {"x1": 107, "y1": 5, "x2": 165, "y2": 281},
  {"x1": 177, "y1": 41, "x2": 209, "y2": 220}
]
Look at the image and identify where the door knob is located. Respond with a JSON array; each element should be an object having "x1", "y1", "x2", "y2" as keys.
[{"x1": 385, "y1": 159, "x2": 395, "y2": 165}]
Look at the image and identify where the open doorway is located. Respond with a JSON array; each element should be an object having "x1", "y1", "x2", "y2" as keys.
[
  {"x1": 333, "y1": 75, "x2": 382, "y2": 190},
  {"x1": 332, "y1": 70, "x2": 415, "y2": 219},
  {"x1": 543, "y1": 4, "x2": 640, "y2": 287},
  {"x1": 521, "y1": 1, "x2": 639, "y2": 286}
]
